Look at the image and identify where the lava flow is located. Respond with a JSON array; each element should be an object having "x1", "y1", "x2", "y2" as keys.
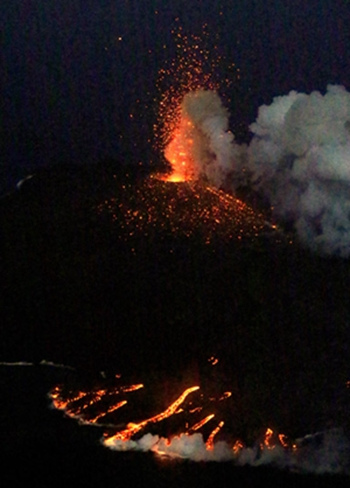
[
  {"x1": 104, "y1": 386, "x2": 200, "y2": 445},
  {"x1": 48, "y1": 365, "x2": 309, "y2": 465}
]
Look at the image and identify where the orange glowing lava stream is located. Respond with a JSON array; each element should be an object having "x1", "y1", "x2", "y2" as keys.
[
  {"x1": 50, "y1": 382, "x2": 298, "y2": 453},
  {"x1": 260, "y1": 428, "x2": 296, "y2": 451},
  {"x1": 120, "y1": 384, "x2": 144, "y2": 393},
  {"x1": 206, "y1": 421, "x2": 225, "y2": 450},
  {"x1": 89, "y1": 401, "x2": 128, "y2": 424},
  {"x1": 261, "y1": 427, "x2": 275, "y2": 449},
  {"x1": 190, "y1": 414, "x2": 215, "y2": 432},
  {"x1": 233, "y1": 439, "x2": 245, "y2": 454},
  {"x1": 50, "y1": 386, "x2": 87, "y2": 411},
  {"x1": 104, "y1": 386, "x2": 200, "y2": 444},
  {"x1": 50, "y1": 383, "x2": 144, "y2": 420}
]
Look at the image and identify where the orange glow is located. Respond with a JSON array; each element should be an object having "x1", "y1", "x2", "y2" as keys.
[
  {"x1": 232, "y1": 439, "x2": 245, "y2": 453},
  {"x1": 219, "y1": 391, "x2": 232, "y2": 401},
  {"x1": 120, "y1": 384, "x2": 144, "y2": 393},
  {"x1": 50, "y1": 373, "x2": 299, "y2": 456},
  {"x1": 206, "y1": 421, "x2": 224, "y2": 450},
  {"x1": 190, "y1": 414, "x2": 215, "y2": 431},
  {"x1": 278, "y1": 433, "x2": 290, "y2": 449},
  {"x1": 155, "y1": 25, "x2": 239, "y2": 183},
  {"x1": 208, "y1": 356, "x2": 219, "y2": 366},
  {"x1": 162, "y1": 117, "x2": 196, "y2": 182},
  {"x1": 262, "y1": 427, "x2": 275, "y2": 449},
  {"x1": 49, "y1": 381, "x2": 144, "y2": 425},
  {"x1": 260, "y1": 428, "x2": 296, "y2": 451},
  {"x1": 89, "y1": 400, "x2": 127, "y2": 423}
]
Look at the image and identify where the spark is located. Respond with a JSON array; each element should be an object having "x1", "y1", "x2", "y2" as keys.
[
  {"x1": 96, "y1": 176, "x2": 278, "y2": 250},
  {"x1": 208, "y1": 356, "x2": 219, "y2": 366}
]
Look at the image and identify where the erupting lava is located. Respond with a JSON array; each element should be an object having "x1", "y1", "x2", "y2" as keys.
[
  {"x1": 155, "y1": 25, "x2": 238, "y2": 184},
  {"x1": 162, "y1": 117, "x2": 196, "y2": 183}
]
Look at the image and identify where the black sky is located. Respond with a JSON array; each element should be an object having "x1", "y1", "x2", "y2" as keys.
[{"x1": 1, "y1": 0, "x2": 350, "y2": 191}]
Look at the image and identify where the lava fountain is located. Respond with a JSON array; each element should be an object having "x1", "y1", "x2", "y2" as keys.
[
  {"x1": 161, "y1": 90, "x2": 239, "y2": 187},
  {"x1": 155, "y1": 25, "x2": 239, "y2": 185},
  {"x1": 163, "y1": 116, "x2": 196, "y2": 182}
]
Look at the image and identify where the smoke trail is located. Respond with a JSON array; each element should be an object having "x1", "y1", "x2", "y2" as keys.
[{"x1": 181, "y1": 85, "x2": 350, "y2": 257}]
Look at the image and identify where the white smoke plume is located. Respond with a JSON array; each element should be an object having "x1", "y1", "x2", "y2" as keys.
[
  {"x1": 179, "y1": 90, "x2": 244, "y2": 186},
  {"x1": 181, "y1": 85, "x2": 350, "y2": 257},
  {"x1": 246, "y1": 84, "x2": 350, "y2": 257}
]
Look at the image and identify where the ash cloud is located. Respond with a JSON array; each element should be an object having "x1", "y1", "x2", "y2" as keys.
[{"x1": 183, "y1": 86, "x2": 350, "y2": 257}]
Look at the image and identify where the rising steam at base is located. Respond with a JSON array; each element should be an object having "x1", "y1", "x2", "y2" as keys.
[{"x1": 164, "y1": 85, "x2": 350, "y2": 257}]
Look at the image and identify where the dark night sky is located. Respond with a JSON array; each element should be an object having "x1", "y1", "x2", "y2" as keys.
[{"x1": 1, "y1": 0, "x2": 350, "y2": 191}]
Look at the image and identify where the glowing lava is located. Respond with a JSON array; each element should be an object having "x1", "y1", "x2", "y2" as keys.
[
  {"x1": 155, "y1": 26, "x2": 238, "y2": 184},
  {"x1": 104, "y1": 386, "x2": 200, "y2": 444},
  {"x1": 48, "y1": 366, "x2": 301, "y2": 461},
  {"x1": 162, "y1": 117, "x2": 195, "y2": 182}
]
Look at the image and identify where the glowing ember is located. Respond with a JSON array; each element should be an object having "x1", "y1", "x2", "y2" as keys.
[
  {"x1": 96, "y1": 175, "x2": 281, "y2": 249},
  {"x1": 208, "y1": 356, "x2": 219, "y2": 366}
]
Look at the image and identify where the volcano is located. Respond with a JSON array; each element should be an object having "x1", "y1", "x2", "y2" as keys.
[
  {"x1": 1, "y1": 162, "x2": 288, "y2": 372},
  {"x1": 96, "y1": 169, "x2": 281, "y2": 245},
  {"x1": 1, "y1": 161, "x2": 350, "y2": 480}
]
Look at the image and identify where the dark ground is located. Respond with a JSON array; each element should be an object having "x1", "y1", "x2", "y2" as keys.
[{"x1": 1, "y1": 161, "x2": 350, "y2": 486}]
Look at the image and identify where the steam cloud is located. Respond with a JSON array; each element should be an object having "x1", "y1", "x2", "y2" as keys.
[
  {"x1": 180, "y1": 86, "x2": 350, "y2": 257},
  {"x1": 105, "y1": 429, "x2": 350, "y2": 474}
]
